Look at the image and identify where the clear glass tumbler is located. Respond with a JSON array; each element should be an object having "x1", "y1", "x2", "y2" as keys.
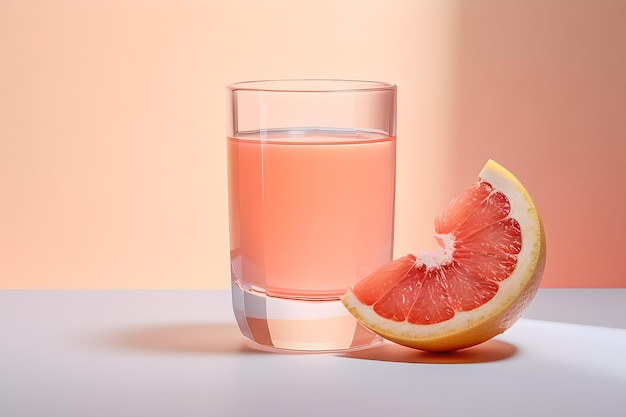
[{"x1": 227, "y1": 79, "x2": 397, "y2": 351}]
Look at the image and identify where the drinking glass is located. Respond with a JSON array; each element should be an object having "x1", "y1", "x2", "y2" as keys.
[{"x1": 227, "y1": 79, "x2": 397, "y2": 351}]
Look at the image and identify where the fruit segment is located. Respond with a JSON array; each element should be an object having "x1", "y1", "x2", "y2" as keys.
[{"x1": 352, "y1": 255, "x2": 417, "y2": 306}]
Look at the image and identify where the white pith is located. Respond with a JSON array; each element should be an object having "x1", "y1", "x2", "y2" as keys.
[
  {"x1": 417, "y1": 232, "x2": 455, "y2": 268},
  {"x1": 342, "y1": 159, "x2": 544, "y2": 341}
]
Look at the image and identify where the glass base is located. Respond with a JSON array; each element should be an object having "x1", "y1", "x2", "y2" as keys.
[{"x1": 232, "y1": 282, "x2": 381, "y2": 352}]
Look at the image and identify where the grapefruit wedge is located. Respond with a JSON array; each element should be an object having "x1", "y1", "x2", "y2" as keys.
[{"x1": 341, "y1": 159, "x2": 546, "y2": 352}]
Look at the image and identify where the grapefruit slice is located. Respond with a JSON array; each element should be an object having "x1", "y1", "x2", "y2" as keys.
[{"x1": 341, "y1": 159, "x2": 546, "y2": 352}]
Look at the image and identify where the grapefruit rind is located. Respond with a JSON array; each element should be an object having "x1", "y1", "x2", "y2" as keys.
[{"x1": 341, "y1": 159, "x2": 546, "y2": 352}]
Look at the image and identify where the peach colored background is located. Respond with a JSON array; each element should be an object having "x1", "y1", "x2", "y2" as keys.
[{"x1": 1, "y1": 0, "x2": 624, "y2": 289}]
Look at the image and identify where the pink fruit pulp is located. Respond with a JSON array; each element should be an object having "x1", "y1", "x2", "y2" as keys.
[{"x1": 352, "y1": 180, "x2": 522, "y2": 325}]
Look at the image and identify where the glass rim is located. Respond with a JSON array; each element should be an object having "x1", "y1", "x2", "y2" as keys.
[{"x1": 227, "y1": 79, "x2": 396, "y2": 93}]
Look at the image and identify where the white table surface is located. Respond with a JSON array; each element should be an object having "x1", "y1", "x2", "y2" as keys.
[{"x1": 1, "y1": 289, "x2": 625, "y2": 417}]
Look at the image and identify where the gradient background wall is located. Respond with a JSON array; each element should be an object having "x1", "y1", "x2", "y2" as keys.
[{"x1": 1, "y1": 0, "x2": 624, "y2": 289}]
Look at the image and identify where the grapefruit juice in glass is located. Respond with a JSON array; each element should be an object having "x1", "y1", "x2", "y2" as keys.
[{"x1": 227, "y1": 80, "x2": 397, "y2": 351}]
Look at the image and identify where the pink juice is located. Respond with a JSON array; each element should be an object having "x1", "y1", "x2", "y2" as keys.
[{"x1": 228, "y1": 129, "x2": 396, "y2": 299}]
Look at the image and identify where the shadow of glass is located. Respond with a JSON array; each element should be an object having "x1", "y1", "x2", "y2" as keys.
[
  {"x1": 84, "y1": 322, "x2": 517, "y2": 362},
  {"x1": 340, "y1": 339, "x2": 517, "y2": 364},
  {"x1": 86, "y1": 323, "x2": 263, "y2": 355}
]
